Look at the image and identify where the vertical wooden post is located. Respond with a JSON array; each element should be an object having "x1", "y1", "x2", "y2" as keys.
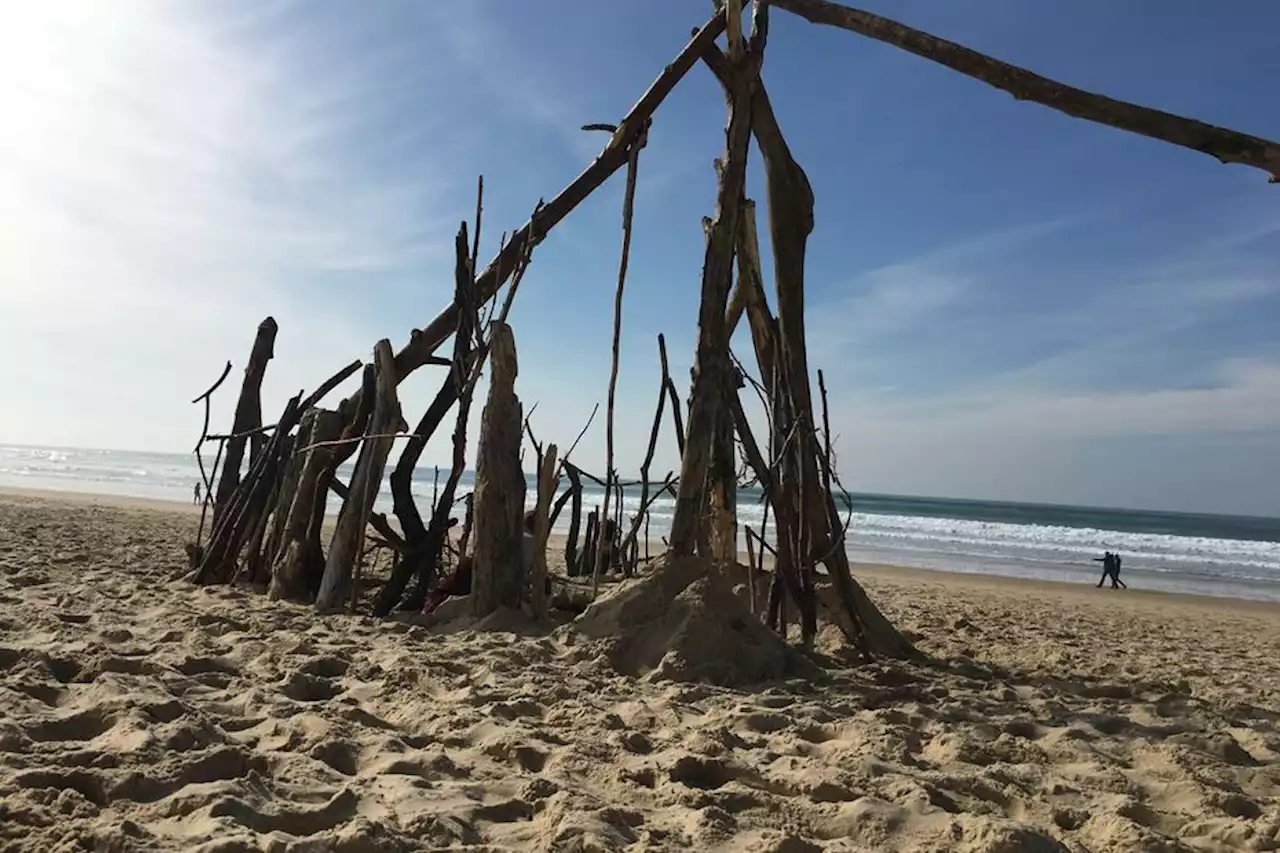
[
  {"x1": 315, "y1": 340, "x2": 400, "y2": 612},
  {"x1": 582, "y1": 509, "x2": 599, "y2": 579},
  {"x1": 564, "y1": 464, "x2": 584, "y2": 574},
  {"x1": 269, "y1": 408, "x2": 342, "y2": 601},
  {"x1": 668, "y1": 29, "x2": 757, "y2": 556},
  {"x1": 212, "y1": 317, "x2": 277, "y2": 528},
  {"x1": 530, "y1": 443, "x2": 558, "y2": 618},
  {"x1": 470, "y1": 323, "x2": 526, "y2": 617}
]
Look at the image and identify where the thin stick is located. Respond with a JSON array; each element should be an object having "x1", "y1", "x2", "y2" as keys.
[
  {"x1": 657, "y1": 334, "x2": 685, "y2": 456},
  {"x1": 595, "y1": 129, "x2": 645, "y2": 598},
  {"x1": 559, "y1": 403, "x2": 599, "y2": 472},
  {"x1": 295, "y1": 432, "x2": 430, "y2": 455},
  {"x1": 299, "y1": 359, "x2": 363, "y2": 412},
  {"x1": 192, "y1": 360, "x2": 233, "y2": 406},
  {"x1": 469, "y1": 175, "x2": 484, "y2": 279},
  {"x1": 206, "y1": 423, "x2": 278, "y2": 442},
  {"x1": 196, "y1": 437, "x2": 225, "y2": 549}
]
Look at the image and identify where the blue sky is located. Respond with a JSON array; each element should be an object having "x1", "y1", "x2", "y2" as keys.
[{"x1": 2, "y1": 1, "x2": 1278, "y2": 515}]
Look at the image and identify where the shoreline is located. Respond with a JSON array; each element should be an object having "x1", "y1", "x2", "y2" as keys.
[{"x1": 4, "y1": 484, "x2": 1279, "y2": 616}]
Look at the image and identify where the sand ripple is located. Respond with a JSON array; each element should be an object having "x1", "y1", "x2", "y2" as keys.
[{"x1": 2, "y1": 493, "x2": 1280, "y2": 851}]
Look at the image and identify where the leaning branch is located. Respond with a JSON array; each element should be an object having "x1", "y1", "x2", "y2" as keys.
[
  {"x1": 772, "y1": 0, "x2": 1280, "y2": 181},
  {"x1": 384, "y1": 3, "x2": 746, "y2": 389}
]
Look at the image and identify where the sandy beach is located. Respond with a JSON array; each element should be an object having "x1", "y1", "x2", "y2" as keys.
[{"x1": 2, "y1": 488, "x2": 1279, "y2": 852}]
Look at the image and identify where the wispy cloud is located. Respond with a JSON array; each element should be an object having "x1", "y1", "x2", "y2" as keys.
[
  {"x1": 807, "y1": 214, "x2": 1086, "y2": 371},
  {"x1": 0, "y1": 3, "x2": 456, "y2": 450}
]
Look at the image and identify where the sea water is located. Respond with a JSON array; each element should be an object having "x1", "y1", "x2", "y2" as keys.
[{"x1": 3, "y1": 443, "x2": 1279, "y2": 602}]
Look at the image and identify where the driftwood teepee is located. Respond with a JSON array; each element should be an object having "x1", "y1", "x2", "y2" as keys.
[{"x1": 186, "y1": 0, "x2": 1277, "y2": 661}]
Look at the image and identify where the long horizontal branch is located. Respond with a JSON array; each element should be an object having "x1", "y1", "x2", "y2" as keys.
[{"x1": 772, "y1": 0, "x2": 1280, "y2": 182}]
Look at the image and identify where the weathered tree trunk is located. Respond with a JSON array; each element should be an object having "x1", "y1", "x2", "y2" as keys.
[
  {"x1": 470, "y1": 323, "x2": 526, "y2": 617},
  {"x1": 459, "y1": 492, "x2": 475, "y2": 557},
  {"x1": 771, "y1": 0, "x2": 1280, "y2": 182},
  {"x1": 315, "y1": 340, "x2": 401, "y2": 612},
  {"x1": 197, "y1": 394, "x2": 300, "y2": 584},
  {"x1": 243, "y1": 433, "x2": 291, "y2": 585},
  {"x1": 375, "y1": 226, "x2": 484, "y2": 617},
  {"x1": 564, "y1": 464, "x2": 584, "y2": 575},
  {"x1": 269, "y1": 408, "x2": 342, "y2": 601},
  {"x1": 212, "y1": 317, "x2": 277, "y2": 528},
  {"x1": 530, "y1": 443, "x2": 558, "y2": 618},
  {"x1": 708, "y1": 376, "x2": 738, "y2": 564},
  {"x1": 581, "y1": 509, "x2": 599, "y2": 579},
  {"x1": 668, "y1": 31, "x2": 758, "y2": 555}
]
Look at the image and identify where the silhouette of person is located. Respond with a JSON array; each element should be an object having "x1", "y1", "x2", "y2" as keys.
[
  {"x1": 1094, "y1": 551, "x2": 1114, "y2": 588},
  {"x1": 193, "y1": 482, "x2": 202, "y2": 505},
  {"x1": 1111, "y1": 553, "x2": 1128, "y2": 589}
]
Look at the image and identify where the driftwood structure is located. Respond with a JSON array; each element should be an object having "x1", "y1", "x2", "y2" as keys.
[{"x1": 187, "y1": 0, "x2": 1276, "y2": 661}]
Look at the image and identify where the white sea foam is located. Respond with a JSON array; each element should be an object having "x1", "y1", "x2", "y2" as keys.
[{"x1": 4, "y1": 443, "x2": 1278, "y2": 600}]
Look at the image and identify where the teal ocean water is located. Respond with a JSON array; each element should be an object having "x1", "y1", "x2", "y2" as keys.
[{"x1": 3, "y1": 443, "x2": 1279, "y2": 602}]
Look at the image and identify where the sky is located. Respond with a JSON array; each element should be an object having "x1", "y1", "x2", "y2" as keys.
[{"x1": 1, "y1": 0, "x2": 1278, "y2": 516}]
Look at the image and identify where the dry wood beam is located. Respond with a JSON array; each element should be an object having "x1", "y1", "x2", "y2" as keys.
[
  {"x1": 772, "y1": 0, "x2": 1280, "y2": 181},
  {"x1": 668, "y1": 37, "x2": 759, "y2": 555},
  {"x1": 315, "y1": 340, "x2": 401, "y2": 612},
  {"x1": 563, "y1": 463, "x2": 585, "y2": 574},
  {"x1": 620, "y1": 336, "x2": 671, "y2": 567},
  {"x1": 212, "y1": 318, "x2": 277, "y2": 528},
  {"x1": 371, "y1": 5, "x2": 745, "y2": 403},
  {"x1": 470, "y1": 322, "x2": 526, "y2": 617},
  {"x1": 595, "y1": 118, "x2": 645, "y2": 598},
  {"x1": 530, "y1": 443, "x2": 559, "y2": 618},
  {"x1": 300, "y1": 359, "x2": 362, "y2": 413},
  {"x1": 391, "y1": 225, "x2": 480, "y2": 546}
]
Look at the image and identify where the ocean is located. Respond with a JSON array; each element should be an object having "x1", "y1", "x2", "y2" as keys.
[{"x1": 3, "y1": 443, "x2": 1279, "y2": 602}]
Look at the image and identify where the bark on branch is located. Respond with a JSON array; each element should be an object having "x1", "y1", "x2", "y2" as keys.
[{"x1": 772, "y1": 0, "x2": 1280, "y2": 181}]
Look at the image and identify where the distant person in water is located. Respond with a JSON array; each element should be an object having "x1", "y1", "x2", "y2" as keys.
[{"x1": 193, "y1": 482, "x2": 202, "y2": 505}]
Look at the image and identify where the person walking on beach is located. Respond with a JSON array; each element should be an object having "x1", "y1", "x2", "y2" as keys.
[
  {"x1": 1112, "y1": 553, "x2": 1128, "y2": 589},
  {"x1": 1093, "y1": 551, "x2": 1127, "y2": 589},
  {"x1": 1094, "y1": 551, "x2": 1115, "y2": 588},
  {"x1": 193, "y1": 482, "x2": 202, "y2": 506}
]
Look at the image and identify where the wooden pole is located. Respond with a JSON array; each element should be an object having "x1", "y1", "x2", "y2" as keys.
[
  {"x1": 470, "y1": 323, "x2": 526, "y2": 617},
  {"x1": 212, "y1": 318, "x2": 277, "y2": 528},
  {"x1": 621, "y1": 337, "x2": 669, "y2": 572},
  {"x1": 595, "y1": 124, "x2": 645, "y2": 598},
  {"x1": 315, "y1": 340, "x2": 401, "y2": 612},
  {"x1": 772, "y1": 0, "x2": 1280, "y2": 182},
  {"x1": 658, "y1": 333, "x2": 686, "y2": 456},
  {"x1": 375, "y1": 226, "x2": 481, "y2": 616},
  {"x1": 667, "y1": 23, "x2": 759, "y2": 555},
  {"x1": 564, "y1": 463, "x2": 584, "y2": 575},
  {"x1": 269, "y1": 408, "x2": 342, "y2": 601},
  {"x1": 530, "y1": 443, "x2": 559, "y2": 618}
]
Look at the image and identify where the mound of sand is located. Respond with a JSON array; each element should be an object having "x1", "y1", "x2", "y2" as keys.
[{"x1": 566, "y1": 555, "x2": 819, "y2": 687}]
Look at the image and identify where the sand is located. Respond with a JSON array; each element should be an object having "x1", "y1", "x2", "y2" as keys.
[{"x1": 2, "y1": 489, "x2": 1279, "y2": 852}]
